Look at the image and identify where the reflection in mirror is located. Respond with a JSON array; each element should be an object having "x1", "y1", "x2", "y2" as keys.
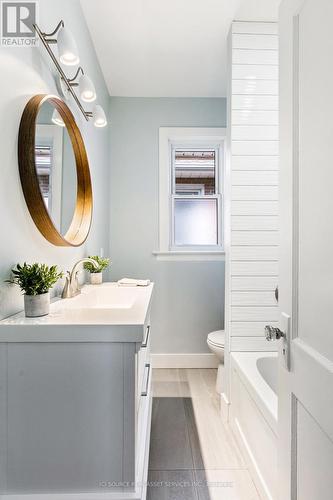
[{"x1": 35, "y1": 101, "x2": 77, "y2": 235}]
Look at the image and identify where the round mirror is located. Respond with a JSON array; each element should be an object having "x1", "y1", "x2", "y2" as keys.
[{"x1": 18, "y1": 95, "x2": 93, "y2": 246}]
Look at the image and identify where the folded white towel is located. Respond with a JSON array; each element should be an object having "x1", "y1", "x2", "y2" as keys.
[{"x1": 118, "y1": 278, "x2": 151, "y2": 287}]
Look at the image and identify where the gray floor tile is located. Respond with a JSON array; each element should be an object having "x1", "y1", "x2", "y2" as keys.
[
  {"x1": 149, "y1": 398, "x2": 193, "y2": 470},
  {"x1": 148, "y1": 372, "x2": 256, "y2": 500},
  {"x1": 147, "y1": 470, "x2": 198, "y2": 500},
  {"x1": 193, "y1": 470, "x2": 211, "y2": 500},
  {"x1": 183, "y1": 398, "x2": 204, "y2": 470}
]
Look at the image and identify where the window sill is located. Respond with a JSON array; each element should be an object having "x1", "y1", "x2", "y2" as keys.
[{"x1": 152, "y1": 250, "x2": 225, "y2": 262}]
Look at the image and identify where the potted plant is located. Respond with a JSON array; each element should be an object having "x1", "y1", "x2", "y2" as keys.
[
  {"x1": 6, "y1": 263, "x2": 63, "y2": 317},
  {"x1": 84, "y1": 256, "x2": 110, "y2": 285}
]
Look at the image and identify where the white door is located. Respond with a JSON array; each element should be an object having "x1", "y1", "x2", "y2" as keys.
[{"x1": 278, "y1": 0, "x2": 333, "y2": 499}]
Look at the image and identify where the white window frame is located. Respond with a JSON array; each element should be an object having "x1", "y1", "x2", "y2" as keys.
[
  {"x1": 154, "y1": 127, "x2": 226, "y2": 261},
  {"x1": 175, "y1": 184, "x2": 205, "y2": 196}
]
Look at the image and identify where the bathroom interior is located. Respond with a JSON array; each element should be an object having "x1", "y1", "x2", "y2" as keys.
[{"x1": 0, "y1": 0, "x2": 332, "y2": 499}]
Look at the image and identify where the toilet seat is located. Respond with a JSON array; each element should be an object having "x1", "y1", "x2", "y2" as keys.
[{"x1": 207, "y1": 330, "x2": 225, "y2": 348}]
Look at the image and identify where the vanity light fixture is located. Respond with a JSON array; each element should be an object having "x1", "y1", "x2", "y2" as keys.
[
  {"x1": 79, "y1": 74, "x2": 96, "y2": 102},
  {"x1": 88, "y1": 105, "x2": 108, "y2": 128},
  {"x1": 33, "y1": 21, "x2": 107, "y2": 127},
  {"x1": 67, "y1": 67, "x2": 97, "y2": 103},
  {"x1": 51, "y1": 109, "x2": 65, "y2": 127},
  {"x1": 57, "y1": 25, "x2": 80, "y2": 66}
]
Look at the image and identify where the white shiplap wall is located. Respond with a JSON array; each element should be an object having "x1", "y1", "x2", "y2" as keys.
[{"x1": 228, "y1": 21, "x2": 279, "y2": 351}]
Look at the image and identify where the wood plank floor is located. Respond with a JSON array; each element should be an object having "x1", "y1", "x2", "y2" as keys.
[{"x1": 147, "y1": 369, "x2": 261, "y2": 500}]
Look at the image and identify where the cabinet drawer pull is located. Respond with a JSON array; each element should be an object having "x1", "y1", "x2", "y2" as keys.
[
  {"x1": 142, "y1": 325, "x2": 150, "y2": 348},
  {"x1": 141, "y1": 363, "x2": 151, "y2": 397}
]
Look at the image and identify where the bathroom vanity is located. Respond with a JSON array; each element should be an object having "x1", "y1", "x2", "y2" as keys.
[{"x1": 0, "y1": 283, "x2": 154, "y2": 500}]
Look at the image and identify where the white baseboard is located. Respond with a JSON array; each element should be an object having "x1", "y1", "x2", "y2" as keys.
[{"x1": 151, "y1": 353, "x2": 219, "y2": 369}]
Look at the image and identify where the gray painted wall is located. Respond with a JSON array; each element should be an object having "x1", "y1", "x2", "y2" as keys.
[
  {"x1": 0, "y1": 0, "x2": 110, "y2": 319},
  {"x1": 109, "y1": 98, "x2": 226, "y2": 353}
]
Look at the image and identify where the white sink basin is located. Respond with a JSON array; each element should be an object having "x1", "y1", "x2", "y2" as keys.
[
  {"x1": 0, "y1": 283, "x2": 154, "y2": 343},
  {"x1": 61, "y1": 285, "x2": 138, "y2": 310},
  {"x1": 51, "y1": 283, "x2": 151, "y2": 320}
]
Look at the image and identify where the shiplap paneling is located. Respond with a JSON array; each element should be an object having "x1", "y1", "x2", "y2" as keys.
[
  {"x1": 232, "y1": 110, "x2": 278, "y2": 126},
  {"x1": 232, "y1": 64, "x2": 279, "y2": 80},
  {"x1": 231, "y1": 276, "x2": 278, "y2": 291},
  {"x1": 232, "y1": 22, "x2": 278, "y2": 35},
  {"x1": 233, "y1": 34, "x2": 278, "y2": 50},
  {"x1": 231, "y1": 291, "x2": 277, "y2": 306},
  {"x1": 232, "y1": 95, "x2": 278, "y2": 110},
  {"x1": 231, "y1": 322, "x2": 278, "y2": 337},
  {"x1": 232, "y1": 155, "x2": 278, "y2": 170},
  {"x1": 232, "y1": 291, "x2": 277, "y2": 307},
  {"x1": 229, "y1": 21, "x2": 279, "y2": 352},
  {"x1": 232, "y1": 125, "x2": 278, "y2": 141},
  {"x1": 231, "y1": 261, "x2": 278, "y2": 276},
  {"x1": 231, "y1": 306, "x2": 278, "y2": 321},
  {"x1": 231, "y1": 216, "x2": 278, "y2": 231},
  {"x1": 232, "y1": 185, "x2": 278, "y2": 201},
  {"x1": 231, "y1": 201, "x2": 278, "y2": 215},
  {"x1": 232, "y1": 171, "x2": 278, "y2": 185},
  {"x1": 231, "y1": 246, "x2": 278, "y2": 261},
  {"x1": 230, "y1": 337, "x2": 278, "y2": 350},
  {"x1": 231, "y1": 230, "x2": 279, "y2": 246},
  {"x1": 233, "y1": 49, "x2": 278, "y2": 66},
  {"x1": 232, "y1": 80, "x2": 278, "y2": 95},
  {"x1": 232, "y1": 140, "x2": 278, "y2": 156}
]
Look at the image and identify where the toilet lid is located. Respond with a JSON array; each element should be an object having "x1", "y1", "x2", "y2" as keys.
[{"x1": 207, "y1": 330, "x2": 225, "y2": 347}]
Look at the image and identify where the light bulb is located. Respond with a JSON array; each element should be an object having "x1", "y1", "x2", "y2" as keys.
[
  {"x1": 57, "y1": 26, "x2": 79, "y2": 66},
  {"x1": 92, "y1": 105, "x2": 107, "y2": 127},
  {"x1": 79, "y1": 74, "x2": 96, "y2": 102}
]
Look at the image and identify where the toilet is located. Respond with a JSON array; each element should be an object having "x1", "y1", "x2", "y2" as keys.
[{"x1": 207, "y1": 330, "x2": 225, "y2": 394}]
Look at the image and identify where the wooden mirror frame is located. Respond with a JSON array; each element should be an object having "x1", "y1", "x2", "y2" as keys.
[{"x1": 18, "y1": 94, "x2": 93, "y2": 247}]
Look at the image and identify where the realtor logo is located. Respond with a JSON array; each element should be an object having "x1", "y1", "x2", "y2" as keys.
[{"x1": 1, "y1": 1, "x2": 38, "y2": 46}]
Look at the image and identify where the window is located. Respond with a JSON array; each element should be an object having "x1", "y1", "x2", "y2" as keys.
[
  {"x1": 156, "y1": 128, "x2": 226, "y2": 260},
  {"x1": 35, "y1": 144, "x2": 53, "y2": 209},
  {"x1": 172, "y1": 148, "x2": 220, "y2": 247}
]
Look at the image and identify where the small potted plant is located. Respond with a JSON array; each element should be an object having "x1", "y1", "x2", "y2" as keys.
[
  {"x1": 6, "y1": 263, "x2": 63, "y2": 317},
  {"x1": 84, "y1": 256, "x2": 110, "y2": 285}
]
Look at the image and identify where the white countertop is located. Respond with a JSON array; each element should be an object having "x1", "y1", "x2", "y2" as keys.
[{"x1": 0, "y1": 282, "x2": 154, "y2": 343}]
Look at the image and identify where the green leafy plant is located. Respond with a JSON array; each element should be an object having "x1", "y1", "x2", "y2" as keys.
[
  {"x1": 6, "y1": 263, "x2": 63, "y2": 296},
  {"x1": 84, "y1": 256, "x2": 110, "y2": 274}
]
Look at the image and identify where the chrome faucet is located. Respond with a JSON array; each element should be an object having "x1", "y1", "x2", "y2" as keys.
[{"x1": 62, "y1": 258, "x2": 99, "y2": 298}]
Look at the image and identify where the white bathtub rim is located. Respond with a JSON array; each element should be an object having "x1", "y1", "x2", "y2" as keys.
[{"x1": 231, "y1": 351, "x2": 278, "y2": 436}]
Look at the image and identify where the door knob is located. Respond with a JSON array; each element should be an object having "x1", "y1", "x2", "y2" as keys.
[{"x1": 265, "y1": 325, "x2": 285, "y2": 341}]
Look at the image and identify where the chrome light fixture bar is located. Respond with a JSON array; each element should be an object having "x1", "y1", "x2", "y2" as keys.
[
  {"x1": 33, "y1": 22, "x2": 88, "y2": 121},
  {"x1": 33, "y1": 21, "x2": 105, "y2": 124}
]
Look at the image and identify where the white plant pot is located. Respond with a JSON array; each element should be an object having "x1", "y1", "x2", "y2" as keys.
[
  {"x1": 90, "y1": 272, "x2": 102, "y2": 285},
  {"x1": 24, "y1": 292, "x2": 50, "y2": 318}
]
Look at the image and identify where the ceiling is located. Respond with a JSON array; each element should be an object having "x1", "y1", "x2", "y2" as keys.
[{"x1": 80, "y1": 0, "x2": 280, "y2": 97}]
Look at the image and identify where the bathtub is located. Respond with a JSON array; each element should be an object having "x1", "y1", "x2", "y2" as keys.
[{"x1": 230, "y1": 352, "x2": 278, "y2": 500}]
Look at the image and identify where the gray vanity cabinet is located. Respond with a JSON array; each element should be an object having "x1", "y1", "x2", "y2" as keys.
[{"x1": 0, "y1": 320, "x2": 152, "y2": 500}]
